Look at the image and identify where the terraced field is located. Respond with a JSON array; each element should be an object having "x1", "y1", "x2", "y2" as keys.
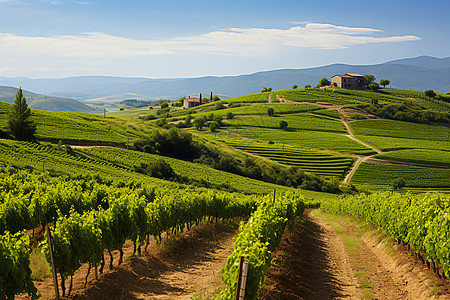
[
  {"x1": 224, "y1": 114, "x2": 346, "y2": 133},
  {"x1": 221, "y1": 139, "x2": 353, "y2": 178},
  {"x1": 373, "y1": 149, "x2": 450, "y2": 167},
  {"x1": 350, "y1": 119, "x2": 450, "y2": 141},
  {"x1": 229, "y1": 127, "x2": 374, "y2": 155},
  {"x1": 351, "y1": 162, "x2": 450, "y2": 191}
]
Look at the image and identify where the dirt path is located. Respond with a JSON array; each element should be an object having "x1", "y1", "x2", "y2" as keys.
[
  {"x1": 262, "y1": 209, "x2": 450, "y2": 299},
  {"x1": 22, "y1": 222, "x2": 237, "y2": 300},
  {"x1": 261, "y1": 210, "x2": 360, "y2": 299}
]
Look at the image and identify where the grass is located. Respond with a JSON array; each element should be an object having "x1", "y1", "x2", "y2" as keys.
[
  {"x1": 29, "y1": 246, "x2": 52, "y2": 280},
  {"x1": 224, "y1": 114, "x2": 347, "y2": 133},
  {"x1": 0, "y1": 101, "x2": 151, "y2": 146},
  {"x1": 351, "y1": 162, "x2": 450, "y2": 191},
  {"x1": 350, "y1": 119, "x2": 450, "y2": 142},
  {"x1": 228, "y1": 126, "x2": 375, "y2": 155},
  {"x1": 373, "y1": 149, "x2": 450, "y2": 167},
  {"x1": 355, "y1": 135, "x2": 450, "y2": 152}
]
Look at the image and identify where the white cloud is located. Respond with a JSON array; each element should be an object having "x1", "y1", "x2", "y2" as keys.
[{"x1": 0, "y1": 23, "x2": 420, "y2": 59}]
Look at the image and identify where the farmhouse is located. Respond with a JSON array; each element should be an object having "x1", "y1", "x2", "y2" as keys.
[
  {"x1": 331, "y1": 73, "x2": 364, "y2": 89},
  {"x1": 183, "y1": 97, "x2": 201, "y2": 109}
]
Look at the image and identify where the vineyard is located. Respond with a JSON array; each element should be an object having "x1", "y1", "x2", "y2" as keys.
[
  {"x1": 321, "y1": 192, "x2": 450, "y2": 279},
  {"x1": 1, "y1": 86, "x2": 450, "y2": 299}
]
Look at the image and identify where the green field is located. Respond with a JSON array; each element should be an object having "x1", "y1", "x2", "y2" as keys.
[
  {"x1": 356, "y1": 135, "x2": 450, "y2": 152},
  {"x1": 0, "y1": 102, "x2": 148, "y2": 145},
  {"x1": 351, "y1": 162, "x2": 450, "y2": 191},
  {"x1": 227, "y1": 127, "x2": 374, "y2": 155},
  {"x1": 218, "y1": 138, "x2": 353, "y2": 178},
  {"x1": 350, "y1": 119, "x2": 450, "y2": 141},
  {"x1": 373, "y1": 149, "x2": 450, "y2": 167},
  {"x1": 224, "y1": 114, "x2": 346, "y2": 133}
]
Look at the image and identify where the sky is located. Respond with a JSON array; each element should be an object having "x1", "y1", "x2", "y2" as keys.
[{"x1": 0, "y1": 0, "x2": 449, "y2": 78}]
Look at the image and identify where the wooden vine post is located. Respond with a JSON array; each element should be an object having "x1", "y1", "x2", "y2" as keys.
[
  {"x1": 235, "y1": 256, "x2": 249, "y2": 300},
  {"x1": 46, "y1": 226, "x2": 60, "y2": 300}
]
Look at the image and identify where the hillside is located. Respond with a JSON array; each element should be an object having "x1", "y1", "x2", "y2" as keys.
[
  {"x1": 2, "y1": 86, "x2": 450, "y2": 300},
  {"x1": 127, "y1": 87, "x2": 450, "y2": 192},
  {"x1": 0, "y1": 85, "x2": 94, "y2": 112},
  {"x1": 0, "y1": 56, "x2": 449, "y2": 101}
]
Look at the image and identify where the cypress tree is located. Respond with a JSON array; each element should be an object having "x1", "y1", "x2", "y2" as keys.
[
  {"x1": 210, "y1": 91, "x2": 213, "y2": 101},
  {"x1": 8, "y1": 87, "x2": 36, "y2": 141}
]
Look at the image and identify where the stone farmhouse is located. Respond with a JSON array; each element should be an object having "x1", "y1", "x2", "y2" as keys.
[
  {"x1": 183, "y1": 97, "x2": 201, "y2": 109},
  {"x1": 331, "y1": 73, "x2": 364, "y2": 89}
]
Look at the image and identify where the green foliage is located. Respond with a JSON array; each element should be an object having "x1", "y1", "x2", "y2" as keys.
[
  {"x1": 133, "y1": 127, "x2": 196, "y2": 160},
  {"x1": 212, "y1": 95, "x2": 221, "y2": 101},
  {"x1": 319, "y1": 77, "x2": 330, "y2": 87},
  {"x1": 134, "y1": 159, "x2": 177, "y2": 180},
  {"x1": 363, "y1": 74, "x2": 376, "y2": 87},
  {"x1": 292, "y1": 84, "x2": 298, "y2": 89},
  {"x1": 321, "y1": 192, "x2": 450, "y2": 278},
  {"x1": 193, "y1": 116, "x2": 207, "y2": 130},
  {"x1": 0, "y1": 231, "x2": 39, "y2": 300},
  {"x1": 226, "y1": 112, "x2": 234, "y2": 120},
  {"x1": 304, "y1": 84, "x2": 311, "y2": 88},
  {"x1": 267, "y1": 108, "x2": 274, "y2": 117},
  {"x1": 160, "y1": 102, "x2": 169, "y2": 109},
  {"x1": 279, "y1": 120, "x2": 288, "y2": 130},
  {"x1": 369, "y1": 83, "x2": 380, "y2": 91},
  {"x1": 392, "y1": 178, "x2": 405, "y2": 190},
  {"x1": 379, "y1": 79, "x2": 390, "y2": 88},
  {"x1": 261, "y1": 87, "x2": 272, "y2": 93},
  {"x1": 220, "y1": 194, "x2": 305, "y2": 299},
  {"x1": 8, "y1": 88, "x2": 36, "y2": 141},
  {"x1": 425, "y1": 89, "x2": 436, "y2": 98}
]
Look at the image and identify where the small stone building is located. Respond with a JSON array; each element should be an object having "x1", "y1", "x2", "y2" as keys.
[
  {"x1": 331, "y1": 73, "x2": 364, "y2": 89},
  {"x1": 183, "y1": 97, "x2": 200, "y2": 109}
]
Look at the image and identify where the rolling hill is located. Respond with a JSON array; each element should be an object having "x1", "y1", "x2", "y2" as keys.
[
  {"x1": 0, "y1": 56, "x2": 449, "y2": 101},
  {"x1": 0, "y1": 85, "x2": 94, "y2": 112}
]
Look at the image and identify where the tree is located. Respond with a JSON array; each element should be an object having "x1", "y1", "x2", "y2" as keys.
[
  {"x1": 424, "y1": 89, "x2": 436, "y2": 98},
  {"x1": 261, "y1": 87, "x2": 272, "y2": 93},
  {"x1": 319, "y1": 77, "x2": 330, "y2": 87},
  {"x1": 292, "y1": 84, "x2": 298, "y2": 89},
  {"x1": 392, "y1": 178, "x2": 405, "y2": 190},
  {"x1": 369, "y1": 83, "x2": 380, "y2": 91},
  {"x1": 267, "y1": 108, "x2": 274, "y2": 117},
  {"x1": 212, "y1": 95, "x2": 221, "y2": 101},
  {"x1": 8, "y1": 87, "x2": 36, "y2": 141},
  {"x1": 160, "y1": 102, "x2": 169, "y2": 109},
  {"x1": 279, "y1": 120, "x2": 288, "y2": 130},
  {"x1": 304, "y1": 84, "x2": 311, "y2": 88},
  {"x1": 363, "y1": 74, "x2": 376, "y2": 87},
  {"x1": 379, "y1": 79, "x2": 390, "y2": 88},
  {"x1": 226, "y1": 112, "x2": 234, "y2": 119},
  {"x1": 193, "y1": 116, "x2": 207, "y2": 130}
]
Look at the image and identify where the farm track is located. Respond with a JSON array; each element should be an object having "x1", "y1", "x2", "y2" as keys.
[{"x1": 262, "y1": 209, "x2": 450, "y2": 299}]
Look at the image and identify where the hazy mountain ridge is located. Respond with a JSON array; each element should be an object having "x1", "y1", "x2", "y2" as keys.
[
  {"x1": 0, "y1": 56, "x2": 449, "y2": 102},
  {"x1": 0, "y1": 86, "x2": 93, "y2": 112}
]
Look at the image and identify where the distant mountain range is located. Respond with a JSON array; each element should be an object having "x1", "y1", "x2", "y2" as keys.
[
  {"x1": 0, "y1": 86, "x2": 93, "y2": 112},
  {"x1": 0, "y1": 56, "x2": 449, "y2": 105}
]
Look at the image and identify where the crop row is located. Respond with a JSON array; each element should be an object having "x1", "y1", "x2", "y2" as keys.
[
  {"x1": 351, "y1": 162, "x2": 450, "y2": 190},
  {"x1": 220, "y1": 193, "x2": 305, "y2": 299},
  {"x1": 321, "y1": 192, "x2": 450, "y2": 279}
]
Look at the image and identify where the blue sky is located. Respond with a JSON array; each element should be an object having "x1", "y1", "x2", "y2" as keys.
[{"x1": 0, "y1": 0, "x2": 449, "y2": 78}]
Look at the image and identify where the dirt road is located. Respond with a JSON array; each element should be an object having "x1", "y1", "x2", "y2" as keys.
[{"x1": 262, "y1": 209, "x2": 450, "y2": 299}]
